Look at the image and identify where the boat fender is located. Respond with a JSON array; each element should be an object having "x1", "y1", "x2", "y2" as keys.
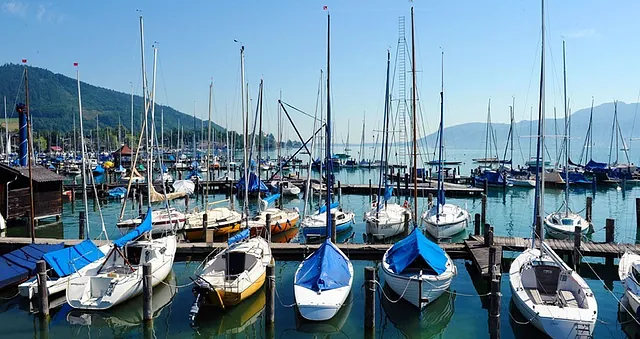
[{"x1": 160, "y1": 247, "x2": 166, "y2": 254}]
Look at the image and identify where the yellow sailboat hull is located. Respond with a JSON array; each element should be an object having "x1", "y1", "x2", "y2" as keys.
[
  {"x1": 206, "y1": 271, "x2": 266, "y2": 309},
  {"x1": 184, "y1": 221, "x2": 243, "y2": 241}
]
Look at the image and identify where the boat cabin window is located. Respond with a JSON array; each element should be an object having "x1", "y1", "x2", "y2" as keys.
[
  {"x1": 561, "y1": 218, "x2": 573, "y2": 226},
  {"x1": 124, "y1": 245, "x2": 144, "y2": 265},
  {"x1": 225, "y1": 252, "x2": 256, "y2": 276},
  {"x1": 402, "y1": 256, "x2": 437, "y2": 275}
]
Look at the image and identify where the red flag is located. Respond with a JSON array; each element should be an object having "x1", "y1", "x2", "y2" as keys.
[
  {"x1": 73, "y1": 62, "x2": 78, "y2": 66},
  {"x1": 323, "y1": 5, "x2": 328, "y2": 10},
  {"x1": 21, "y1": 59, "x2": 27, "y2": 63}
]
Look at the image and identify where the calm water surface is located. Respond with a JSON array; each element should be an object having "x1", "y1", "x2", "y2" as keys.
[{"x1": 1, "y1": 148, "x2": 639, "y2": 338}]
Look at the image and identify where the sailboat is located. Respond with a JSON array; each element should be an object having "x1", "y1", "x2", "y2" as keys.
[
  {"x1": 509, "y1": 2, "x2": 597, "y2": 337},
  {"x1": 543, "y1": 41, "x2": 590, "y2": 240},
  {"x1": 247, "y1": 194, "x2": 300, "y2": 235},
  {"x1": 19, "y1": 64, "x2": 110, "y2": 299},
  {"x1": 189, "y1": 46, "x2": 272, "y2": 320},
  {"x1": 364, "y1": 50, "x2": 411, "y2": 240},
  {"x1": 294, "y1": 11, "x2": 353, "y2": 322},
  {"x1": 619, "y1": 251, "x2": 640, "y2": 317},
  {"x1": 421, "y1": 51, "x2": 470, "y2": 240},
  {"x1": 67, "y1": 16, "x2": 177, "y2": 311},
  {"x1": 380, "y1": 7, "x2": 456, "y2": 309}
]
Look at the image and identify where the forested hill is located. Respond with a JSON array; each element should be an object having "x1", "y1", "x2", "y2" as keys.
[{"x1": 0, "y1": 63, "x2": 219, "y2": 133}]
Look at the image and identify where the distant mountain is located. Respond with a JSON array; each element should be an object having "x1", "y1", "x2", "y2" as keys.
[
  {"x1": 0, "y1": 63, "x2": 219, "y2": 134},
  {"x1": 421, "y1": 101, "x2": 640, "y2": 162}
]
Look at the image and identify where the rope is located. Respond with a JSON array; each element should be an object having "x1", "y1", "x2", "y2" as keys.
[
  {"x1": 373, "y1": 279, "x2": 411, "y2": 304},
  {"x1": 158, "y1": 279, "x2": 194, "y2": 289},
  {"x1": 0, "y1": 291, "x2": 20, "y2": 300},
  {"x1": 507, "y1": 306, "x2": 535, "y2": 325},
  {"x1": 274, "y1": 286, "x2": 296, "y2": 308},
  {"x1": 577, "y1": 248, "x2": 640, "y2": 326}
]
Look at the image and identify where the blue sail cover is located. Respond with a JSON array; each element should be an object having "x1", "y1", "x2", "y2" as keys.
[
  {"x1": 262, "y1": 194, "x2": 281, "y2": 206},
  {"x1": 476, "y1": 170, "x2": 504, "y2": 185},
  {"x1": 227, "y1": 229, "x2": 250, "y2": 246},
  {"x1": 585, "y1": 160, "x2": 608, "y2": 171},
  {"x1": 318, "y1": 201, "x2": 339, "y2": 214},
  {"x1": 108, "y1": 187, "x2": 127, "y2": 199},
  {"x1": 0, "y1": 243, "x2": 64, "y2": 289},
  {"x1": 386, "y1": 229, "x2": 447, "y2": 275},
  {"x1": 113, "y1": 207, "x2": 153, "y2": 248},
  {"x1": 235, "y1": 172, "x2": 269, "y2": 193},
  {"x1": 295, "y1": 239, "x2": 351, "y2": 292},
  {"x1": 384, "y1": 186, "x2": 393, "y2": 201},
  {"x1": 43, "y1": 239, "x2": 104, "y2": 277},
  {"x1": 93, "y1": 164, "x2": 105, "y2": 175}
]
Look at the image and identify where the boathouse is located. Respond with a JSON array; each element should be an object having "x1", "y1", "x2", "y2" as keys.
[
  {"x1": 0, "y1": 163, "x2": 64, "y2": 223},
  {"x1": 112, "y1": 144, "x2": 134, "y2": 168}
]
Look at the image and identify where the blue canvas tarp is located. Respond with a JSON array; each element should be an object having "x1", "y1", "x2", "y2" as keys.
[
  {"x1": 262, "y1": 194, "x2": 280, "y2": 206},
  {"x1": 113, "y1": 207, "x2": 153, "y2": 248},
  {"x1": 228, "y1": 229, "x2": 250, "y2": 246},
  {"x1": 295, "y1": 239, "x2": 351, "y2": 292},
  {"x1": 318, "y1": 201, "x2": 339, "y2": 214},
  {"x1": 0, "y1": 243, "x2": 64, "y2": 289},
  {"x1": 585, "y1": 160, "x2": 608, "y2": 171},
  {"x1": 386, "y1": 229, "x2": 448, "y2": 275},
  {"x1": 43, "y1": 239, "x2": 105, "y2": 277},
  {"x1": 108, "y1": 187, "x2": 127, "y2": 199},
  {"x1": 236, "y1": 172, "x2": 269, "y2": 193}
]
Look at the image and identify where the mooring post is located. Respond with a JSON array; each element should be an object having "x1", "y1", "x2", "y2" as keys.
[
  {"x1": 143, "y1": 263, "x2": 153, "y2": 322},
  {"x1": 403, "y1": 212, "x2": 410, "y2": 236},
  {"x1": 397, "y1": 172, "x2": 401, "y2": 196},
  {"x1": 591, "y1": 176, "x2": 596, "y2": 193},
  {"x1": 138, "y1": 190, "x2": 143, "y2": 215},
  {"x1": 132, "y1": 187, "x2": 136, "y2": 210},
  {"x1": 78, "y1": 211, "x2": 86, "y2": 240},
  {"x1": 427, "y1": 193, "x2": 433, "y2": 208},
  {"x1": 488, "y1": 246, "x2": 496, "y2": 279},
  {"x1": 474, "y1": 213, "x2": 481, "y2": 236},
  {"x1": 484, "y1": 224, "x2": 493, "y2": 247},
  {"x1": 573, "y1": 225, "x2": 581, "y2": 272},
  {"x1": 265, "y1": 213, "x2": 272, "y2": 240},
  {"x1": 71, "y1": 187, "x2": 76, "y2": 213},
  {"x1": 202, "y1": 212, "x2": 208, "y2": 243},
  {"x1": 636, "y1": 198, "x2": 640, "y2": 240},
  {"x1": 36, "y1": 260, "x2": 49, "y2": 318},
  {"x1": 481, "y1": 194, "x2": 487, "y2": 233},
  {"x1": 369, "y1": 178, "x2": 372, "y2": 197},
  {"x1": 331, "y1": 212, "x2": 337, "y2": 243},
  {"x1": 484, "y1": 179, "x2": 488, "y2": 195},
  {"x1": 586, "y1": 196, "x2": 593, "y2": 223},
  {"x1": 489, "y1": 277, "x2": 501, "y2": 339},
  {"x1": 265, "y1": 263, "x2": 275, "y2": 334},
  {"x1": 404, "y1": 173, "x2": 409, "y2": 191},
  {"x1": 605, "y1": 218, "x2": 615, "y2": 243},
  {"x1": 364, "y1": 266, "x2": 376, "y2": 337},
  {"x1": 185, "y1": 194, "x2": 190, "y2": 213}
]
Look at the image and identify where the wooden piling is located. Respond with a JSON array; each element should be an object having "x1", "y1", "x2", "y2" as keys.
[
  {"x1": 605, "y1": 218, "x2": 615, "y2": 243},
  {"x1": 396, "y1": 172, "x2": 401, "y2": 195},
  {"x1": 36, "y1": 260, "x2": 49, "y2": 318},
  {"x1": 143, "y1": 263, "x2": 153, "y2": 322},
  {"x1": 474, "y1": 213, "x2": 481, "y2": 236},
  {"x1": 78, "y1": 211, "x2": 85, "y2": 239},
  {"x1": 573, "y1": 225, "x2": 581, "y2": 272},
  {"x1": 427, "y1": 193, "x2": 433, "y2": 208},
  {"x1": 586, "y1": 196, "x2": 593, "y2": 223},
  {"x1": 185, "y1": 194, "x2": 190, "y2": 213},
  {"x1": 403, "y1": 212, "x2": 410, "y2": 236},
  {"x1": 202, "y1": 213, "x2": 208, "y2": 243},
  {"x1": 331, "y1": 213, "x2": 337, "y2": 243},
  {"x1": 484, "y1": 224, "x2": 493, "y2": 247},
  {"x1": 138, "y1": 190, "x2": 143, "y2": 215},
  {"x1": 132, "y1": 188, "x2": 136, "y2": 210},
  {"x1": 484, "y1": 179, "x2": 488, "y2": 194},
  {"x1": 265, "y1": 213, "x2": 272, "y2": 240},
  {"x1": 364, "y1": 266, "x2": 376, "y2": 336},
  {"x1": 489, "y1": 278, "x2": 501, "y2": 339},
  {"x1": 481, "y1": 194, "x2": 487, "y2": 232},
  {"x1": 369, "y1": 179, "x2": 372, "y2": 197},
  {"x1": 488, "y1": 246, "x2": 496, "y2": 279},
  {"x1": 636, "y1": 198, "x2": 640, "y2": 238},
  {"x1": 265, "y1": 263, "x2": 275, "y2": 331},
  {"x1": 404, "y1": 173, "x2": 409, "y2": 191},
  {"x1": 71, "y1": 187, "x2": 75, "y2": 213}
]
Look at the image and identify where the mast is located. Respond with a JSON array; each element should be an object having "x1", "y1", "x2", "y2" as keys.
[
  {"x1": 529, "y1": 106, "x2": 533, "y2": 160},
  {"x1": 130, "y1": 82, "x2": 134, "y2": 147},
  {"x1": 241, "y1": 46, "x2": 249, "y2": 223},
  {"x1": 193, "y1": 102, "x2": 196, "y2": 165},
  {"x1": 410, "y1": 6, "x2": 418, "y2": 222},
  {"x1": 376, "y1": 49, "x2": 391, "y2": 214},
  {"x1": 510, "y1": 97, "x2": 515, "y2": 165},
  {"x1": 324, "y1": 12, "x2": 334, "y2": 238},
  {"x1": 206, "y1": 80, "x2": 213, "y2": 205},
  {"x1": 161, "y1": 108, "x2": 164, "y2": 151},
  {"x1": 437, "y1": 49, "x2": 444, "y2": 219},
  {"x1": 4, "y1": 96, "x2": 8, "y2": 163},
  {"x1": 532, "y1": 0, "x2": 546, "y2": 246},
  {"x1": 148, "y1": 45, "x2": 158, "y2": 208},
  {"x1": 138, "y1": 15, "x2": 150, "y2": 206},
  {"x1": 258, "y1": 79, "x2": 264, "y2": 181},
  {"x1": 96, "y1": 114, "x2": 99, "y2": 154},
  {"x1": 24, "y1": 67, "x2": 35, "y2": 243},
  {"x1": 562, "y1": 40, "x2": 569, "y2": 216},
  {"x1": 277, "y1": 91, "x2": 282, "y2": 182}
]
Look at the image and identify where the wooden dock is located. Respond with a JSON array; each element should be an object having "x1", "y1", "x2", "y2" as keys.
[
  {"x1": 465, "y1": 239, "x2": 502, "y2": 278},
  {"x1": 470, "y1": 235, "x2": 635, "y2": 257}
]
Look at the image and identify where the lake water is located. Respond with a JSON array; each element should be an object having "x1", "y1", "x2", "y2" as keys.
[{"x1": 1, "y1": 148, "x2": 639, "y2": 338}]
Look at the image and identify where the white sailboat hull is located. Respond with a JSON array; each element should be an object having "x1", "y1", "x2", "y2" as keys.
[
  {"x1": 364, "y1": 203, "x2": 410, "y2": 239},
  {"x1": 66, "y1": 235, "x2": 177, "y2": 310},
  {"x1": 381, "y1": 250, "x2": 456, "y2": 309},
  {"x1": 543, "y1": 212, "x2": 590, "y2": 240},
  {"x1": 619, "y1": 252, "x2": 640, "y2": 316},
  {"x1": 294, "y1": 243, "x2": 353, "y2": 321},
  {"x1": 509, "y1": 246, "x2": 597, "y2": 338},
  {"x1": 421, "y1": 204, "x2": 469, "y2": 239}
]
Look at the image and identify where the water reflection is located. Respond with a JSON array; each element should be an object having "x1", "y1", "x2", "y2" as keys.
[
  {"x1": 380, "y1": 283, "x2": 455, "y2": 338},
  {"x1": 294, "y1": 293, "x2": 352, "y2": 334},
  {"x1": 192, "y1": 288, "x2": 265, "y2": 336}
]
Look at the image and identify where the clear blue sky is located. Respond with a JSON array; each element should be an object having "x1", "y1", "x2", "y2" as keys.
[{"x1": 1, "y1": 0, "x2": 639, "y2": 144}]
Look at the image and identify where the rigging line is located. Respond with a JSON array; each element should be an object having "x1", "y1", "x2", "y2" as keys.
[
  {"x1": 630, "y1": 90, "x2": 640, "y2": 139},
  {"x1": 280, "y1": 101, "x2": 322, "y2": 121},
  {"x1": 577, "y1": 248, "x2": 640, "y2": 326}
]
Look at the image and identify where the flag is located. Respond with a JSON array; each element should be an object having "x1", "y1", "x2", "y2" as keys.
[
  {"x1": 323, "y1": 5, "x2": 328, "y2": 10},
  {"x1": 73, "y1": 62, "x2": 78, "y2": 66},
  {"x1": 21, "y1": 59, "x2": 27, "y2": 63}
]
